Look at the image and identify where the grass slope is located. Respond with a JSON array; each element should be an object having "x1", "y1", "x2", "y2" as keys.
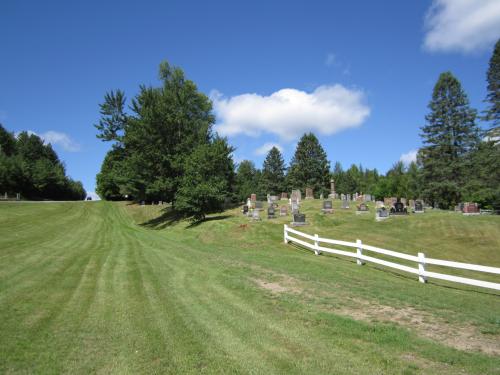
[{"x1": 0, "y1": 200, "x2": 499, "y2": 374}]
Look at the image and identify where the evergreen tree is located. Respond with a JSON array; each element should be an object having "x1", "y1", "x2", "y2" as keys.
[
  {"x1": 235, "y1": 160, "x2": 258, "y2": 202},
  {"x1": 261, "y1": 146, "x2": 286, "y2": 195},
  {"x1": 96, "y1": 61, "x2": 214, "y2": 203},
  {"x1": 175, "y1": 137, "x2": 235, "y2": 221},
  {"x1": 483, "y1": 39, "x2": 500, "y2": 138},
  {"x1": 287, "y1": 133, "x2": 330, "y2": 197},
  {"x1": 0, "y1": 124, "x2": 16, "y2": 156},
  {"x1": 420, "y1": 72, "x2": 479, "y2": 208}
]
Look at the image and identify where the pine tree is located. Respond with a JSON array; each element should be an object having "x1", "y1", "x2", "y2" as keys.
[
  {"x1": 420, "y1": 72, "x2": 479, "y2": 208},
  {"x1": 235, "y1": 160, "x2": 258, "y2": 202},
  {"x1": 175, "y1": 137, "x2": 235, "y2": 221},
  {"x1": 483, "y1": 39, "x2": 500, "y2": 138},
  {"x1": 287, "y1": 133, "x2": 330, "y2": 197},
  {"x1": 261, "y1": 147, "x2": 286, "y2": 195}
]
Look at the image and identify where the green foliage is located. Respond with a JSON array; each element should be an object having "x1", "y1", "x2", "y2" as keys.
[
  {"x1": 261, "y1": 147, "x2": 286, "y2": 195},
  {"x1": 287, "y1": 133, "x2": 330, "y2": 197},
  {"x1": 420, "y1": 72, "x2": 479, "y2": 208},
  {"x1": 94, "y1": 90, "x2": 127, "y2": 142},
  {"x1": 174, "y1": 137, "x2": 235, "y2": 221},
  {"x1": 0, "y1": 127, "x2": 85, "y2": 200},
  {"x1": 483, "y1": 39, "x2": 500, "y2": 137},
  {"x1": 463, "y1": 140, "x2": 500, "y2": 210},
  {"x1": 235, "y1": 160, "x2": 258, "y2": 202},
  {"x1": 0, "y1": 124, "x2": 16, "y2": 156},
  {"x1": 96, "y1": 60, "x2": 215, "y2": 206}
]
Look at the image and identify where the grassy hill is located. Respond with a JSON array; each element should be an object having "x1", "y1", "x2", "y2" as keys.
[{"x1": 0, "y1": 200, "x2": 499, "y2": 374}]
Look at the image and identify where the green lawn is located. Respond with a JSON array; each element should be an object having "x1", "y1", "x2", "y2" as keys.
[{"x1": 1, "y1": 200, "x2": 499, "y2": 374}]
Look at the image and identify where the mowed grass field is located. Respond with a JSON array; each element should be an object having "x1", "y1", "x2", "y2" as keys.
[{"x1": 1, "y1": 200, "x2": 499, "y2": 374}]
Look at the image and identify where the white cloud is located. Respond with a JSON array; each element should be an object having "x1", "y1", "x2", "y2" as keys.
[
  {"x1": 400, "y1": 149, "x2": 418, "y2": 165},
  {"x1": 213, "y1": 85, "x2": 370, "y2": 141},
  {"x1": 20, "y1": 130, "x2": 81, "y2": 152},
  {"x1": 423, "y1": 0, "x2": 500, "y2": 53},
  {"x1": 40, "y1": 131, "x2": 81, "y2": 152},
  {"x1": 254, "y1": 142, "x2": 283, "y2": 156},
  {"x1": 325, "y1": 53, "x2": 337, "y2": 67}
]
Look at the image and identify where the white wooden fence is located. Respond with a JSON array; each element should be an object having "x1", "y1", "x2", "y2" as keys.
[{"x1": 283, "y1": 225, "x2": 500, "y2": 291}]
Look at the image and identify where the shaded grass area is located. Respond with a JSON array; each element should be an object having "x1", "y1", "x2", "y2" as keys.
[{"x1": 0, "y1": 200, "x2": 499, "y2": 374}]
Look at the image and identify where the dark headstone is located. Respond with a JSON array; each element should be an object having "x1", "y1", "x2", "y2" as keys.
[
  {"x1": 292, "y1": 213, "x2": 307, "y2": 226},
  {"x1": 322, "y1": 200, "x2": 333, "y2": 213},
  {"x1": 376, "y1": 207, "x2": 389, "y2": 221},
  {"x1": 243, "y1": 205, "x2": 249, "y2": 215},
  {"x1": 267, "y1": 206, "x2": 276, "y2": 219},
  {"x1": 390, "y1": 202, "x2": 408, "y2": 215},
  {"x1": 414, "y1": 200, "x2": 424, "y2": 213}
]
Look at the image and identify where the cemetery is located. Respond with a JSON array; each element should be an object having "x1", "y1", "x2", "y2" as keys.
[{"x1": 1, "y1": 3, "x2": 500, "y2": 373}]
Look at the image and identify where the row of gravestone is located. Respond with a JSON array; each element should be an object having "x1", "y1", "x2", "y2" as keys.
[{"x1": 249, "y1": 191, "x2": 376, "y2": 202}]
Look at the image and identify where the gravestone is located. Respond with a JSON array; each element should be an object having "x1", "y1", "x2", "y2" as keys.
[
  {"x1": 376, "y1": 207, "x2": 389, "y2": 221},
  {"x1": 340, "y1": 193, "x2": 345, "y2": 201},
  {"x1": 251, "y1": 193, "x2": 257, "y2": 202},
  {"x1": 255, "y1": 201, "x2": 263, "y2": 210},
  {"x1": 251, "y1": 209, "x2": 261, "y2": 221},
  {"x1": 384, "y1": 197, "x2": 392, "y2": 207},
  {"x1": 347, "y1": 194, "x2": 351, "y2": 201},
  {"x1": 281, "y1": 192, "x2": 288, "y2": 200},
  {"x1": 267, "y1": 194, "x2": 271, "y2": 204},
  {"x1": 390, "y1": 201, "x2": 408, "y2": 215},
  {"x1": 140, "y1": 201, "x2": 145, "y2": 206},
  {"x1": 270, "y1": 195, "x2": 279, "y2": 203},
  {"x1": 375, "y1": 201, "x2": 384, "y2": 209},
  {"x1": 329, "y1": 179, "x2": 336, "y2": 198},
  {"x1": 322, "y1": 200, "x2": 333, "y2": 214},
  {"x1": 364, "y1": 194, "x2": 372, "y2": 202},
  {"x1": 409, "y1": 199, "x2": 415, "y2": 210},
  {"x1": 267, "y1": 206, "x2": 276, "y2": 219},
  {"x1": 320, "y1": 193, "x2": 324, "y2": 200},
  {"x1": 247, "y1": 198, "x2": 252, "y2": 208},
  {"x1": 463, "y1": 202, "x2": 479, "y2": 215},
  {"x1": 291, "y1": 189, "x2": 301, "y2": 203},
  {"x1": 280, "y1": 205, "x2": 288, "y2": 216},
  {"x1": 401, "y1": 198, "x2": 407, "y2": 206},
  {"x1": 242, "y1": 205, "x2": 249, "y2": 215},
  {"x1": 341, "y1": 199, "x2": 350, "y2": 209},
  {"x1": 305, "y1": 187, "x2": 314, "y2": 200},
  {"x1": 291, "y1": 201, "x2": 300, "y2": 214},
  {"x1": 356, "y1": 203, "x2": 369, "y2": 214},
  {"x1": 414, "y1": 200, "x2": 424, "y2": 213},
  {"x1": 291, "y1": 213, "x2": 307, "y2": 226}
]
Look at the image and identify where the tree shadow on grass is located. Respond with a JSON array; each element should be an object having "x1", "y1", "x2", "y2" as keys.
[
  {"x1": 186, "y1": 215, "x2": 232, "y2": 228},
  {"x1": 139, "y1": 206, "x2": 232, "y2": 230},
  {"x1": 139, "y1": 207, "x2": 183, "y2": 229}
]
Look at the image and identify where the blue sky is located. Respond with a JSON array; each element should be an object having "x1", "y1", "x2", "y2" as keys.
[{"x1": 1, "y1": 0, "x2": 499, "y2": 197}]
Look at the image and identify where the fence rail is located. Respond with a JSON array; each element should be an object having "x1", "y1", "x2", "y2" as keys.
[{"x1": 283, "y1": 225, "x2": 500, "y2": 291}]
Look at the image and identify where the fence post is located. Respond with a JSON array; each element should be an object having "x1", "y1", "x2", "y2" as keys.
[
  {"x1": 314, "y1": 234, "x2": 320, "y2": 255},
  {"x1": 356, "y1": 239, "x2": 364, "y2": 265},
  {"x1": 283, "y1": 225, "x2": 288, "y2": 244},
  {"x1": 418, "y1": 252, "x2": 427, "y2": 283}
]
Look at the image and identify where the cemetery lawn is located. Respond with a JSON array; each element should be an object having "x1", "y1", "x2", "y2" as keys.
[{"x1": 1, "y1": 201, "x2": 500, "y2": 374}]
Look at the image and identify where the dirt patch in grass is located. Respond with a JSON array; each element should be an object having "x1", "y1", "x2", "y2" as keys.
[
  {"x1": 335, "y1": 299, "x2": 500, "y2": 356},
  {"x1": 253, "y1": 275, "x2": 303, "y2": 295}
]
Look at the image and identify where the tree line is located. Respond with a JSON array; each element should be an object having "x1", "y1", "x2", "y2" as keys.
[
  {"x1": 97, "y1": 39, "x2": 499, "y2": 218},
  {"x1": 0, "y1": 125, "x2": 86, "y2": 200}
]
